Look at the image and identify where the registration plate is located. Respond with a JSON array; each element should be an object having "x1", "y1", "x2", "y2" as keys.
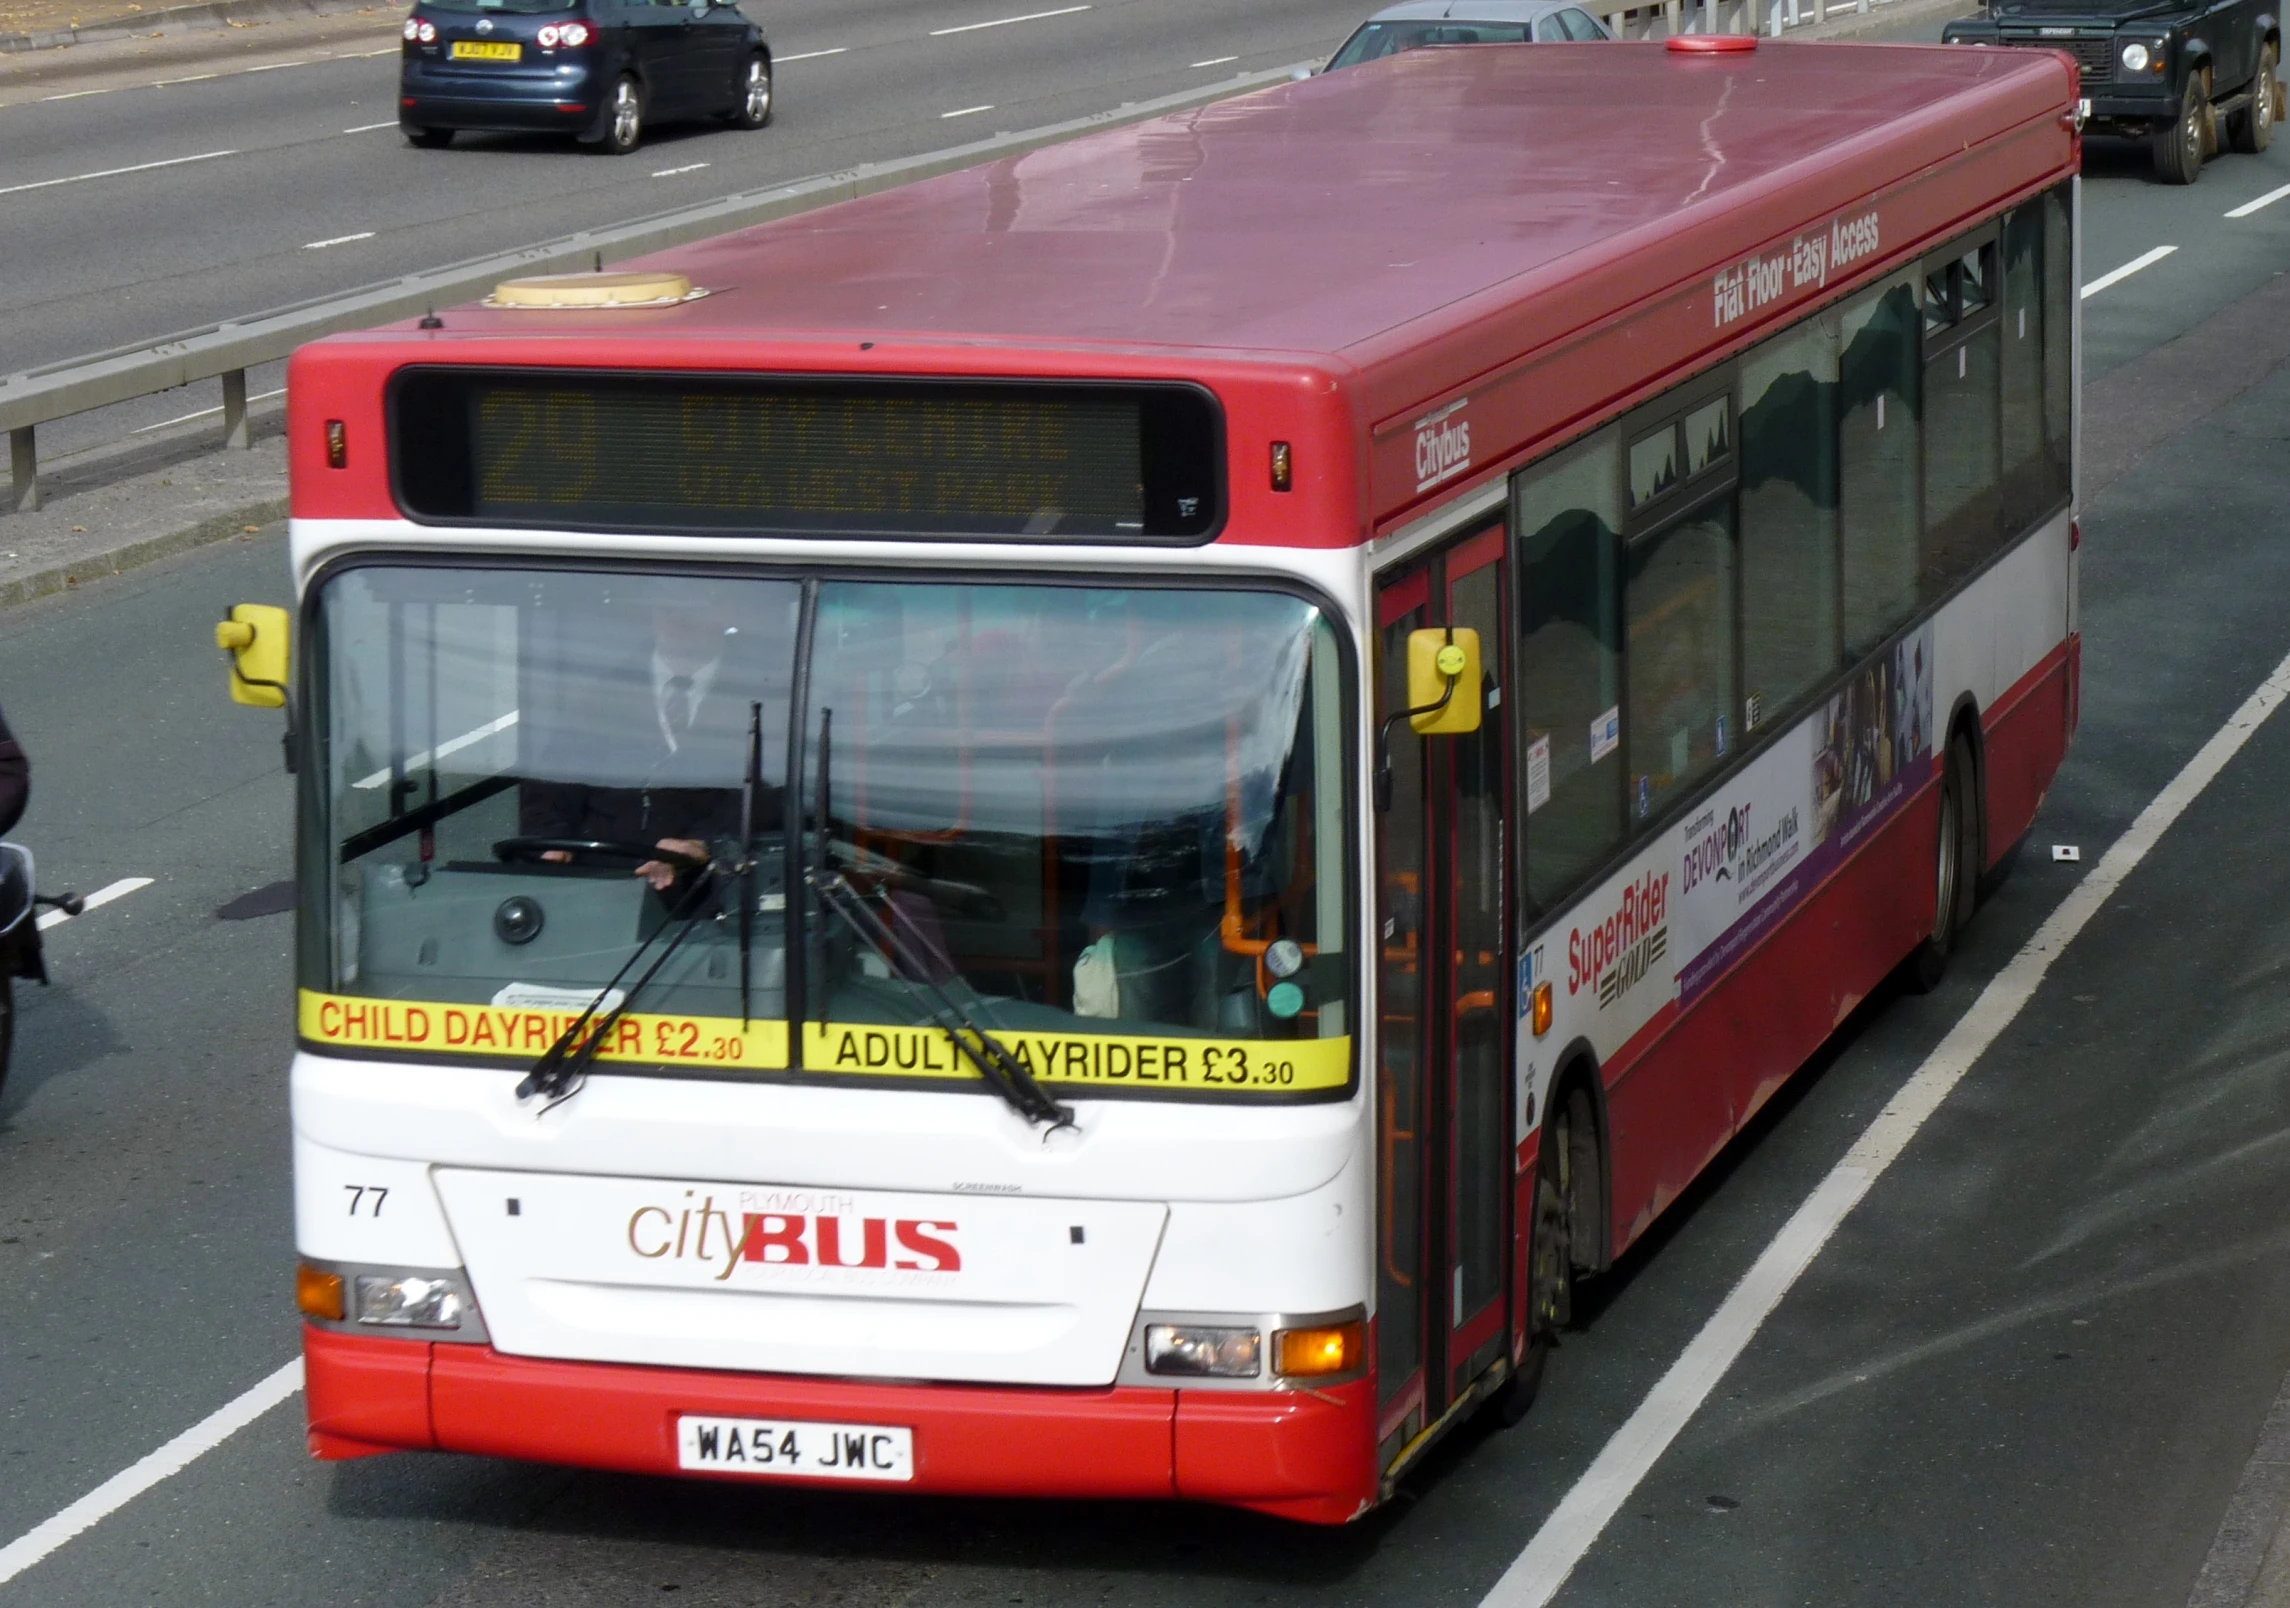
[
  {"x1": 449, "y1": 39, "x2": 522, "y2": 60},
  {"x1": 676, "y1": 1415, "x2": 913, "y2": 1481}
]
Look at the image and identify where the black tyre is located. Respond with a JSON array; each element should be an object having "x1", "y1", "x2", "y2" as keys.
[
  {"x1": 2154, "y1": 72, "x2": 2209, "y2": 183},
  {"x1": 405, "y1": 127, "x2": 455, "y2": 149},
  {"x1": 1910, "y1": 734, "x2": 1979, "y2": 993},
  {"x1": 0, "y1": 970, "x2": 13, "y2": 1109},
  {"x1": 2230, "y1": 45, "x2": 2277, "y2": 153},
  {"x1": 727, "y1": 52, "x2": 772, "y2": 128},
  {"x1": 1494, "y1": 1085, "x2": 1595, "y2": 1428},
  {"x1": 599, "y1": 74, "x2": 644, "y2": 155}
]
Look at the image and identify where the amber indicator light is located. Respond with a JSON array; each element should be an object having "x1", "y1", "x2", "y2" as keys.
[
  {"x1": 296, "y1": 1262, "x2": 345, "y2": 1321},
  {"x1": 325, "y1": 420, "x2": 348, "y2": 470},
  {"x1": 1532, "y1": 981, "x2": 1554, "y2": 1037},
  {"x1": 1270, "y1": 441, "x2": 1294, "y2": 492},
  {"x1": 1274, "y1": 1320, "x2": 1364, "y2": 1377}
]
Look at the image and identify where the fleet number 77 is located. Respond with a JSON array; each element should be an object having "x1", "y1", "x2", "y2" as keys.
[{"x1": 344, "y1": 1185, "x2": 389, "y2": 1217}]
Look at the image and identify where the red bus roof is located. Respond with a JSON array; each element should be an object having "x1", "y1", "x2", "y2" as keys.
[
  {"x1": 305, "y1": 41, "x2": 2075, "y2": 539},
  {"x1": 454, "y1": 43, "x2": 2070, "y2": 356}
]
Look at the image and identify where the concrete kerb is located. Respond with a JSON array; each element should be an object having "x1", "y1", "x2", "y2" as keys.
[
  {"x1": 0, "y1": 494, "x2": 288, "y2": 609},
  {"x1": 0, "y1": 0, "x2": 379, "y2": 56}
]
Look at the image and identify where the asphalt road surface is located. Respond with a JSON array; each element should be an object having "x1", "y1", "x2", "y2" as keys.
[
  {"x1": 0, "y1": 0, "x2": 1359, "y2": 462},
  {"x1": 8, "y1": 40, "x2": 2290, "y2": 1608}
]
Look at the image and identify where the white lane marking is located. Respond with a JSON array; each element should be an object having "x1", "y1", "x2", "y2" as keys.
[
  {"x1": 941, "y1": 103, "x2": 995, "y2": 117},
  {"x1": 151, "y1": 72, "x2": 219, "y2": 84},
  {"x1": 131, "y1": 388, "x2": 286, "y2": 435},
  {"x1": 353, "y1": 710, "x2": 520, "y2": 789},
  {"x1": 242, "y1": 60, "x2": 307, "y2": 71},
  {"x1": 0, "y1": 1359, "x2": 302, "y2": 1586},
  {"x1": 777, "y1": 46, "x2": 847, "y2": 60},
  {"x1": 651, "y1": 161, "x2": 710, "y2": 177},
  {"x1": 302, "y1": 231, "x2": 376, "y2": 249},
  {"x1": 1480, "y1": 647, "x2": 2290, "y2": 1608},
  {"x1": 36, "y1": 876, "x2": 155, "y2": 932},
  {"x1": 1191, "y1": 55, "x2": 1238, "y2": 66},
  {"x1": 2081, "y1": 244, "x2": 2177, "y2": 298},
  {"x1": 0, "y1": 149, "x2": 235, "y2": 197},
  {"x1": 38, "y1": 88, "x2": 107, "y2": 101},
  {"x1": 2226, "y1": 181, "x2": 2290, "y2": 218},
  {"x1": 342, "y1": 120, "x2": 399, "y2": 133},
  {"x1": 339, "y1": 45, "x2": 400, "y2": 57},
  {"x1": 930, "y1": 4, "x2": 1089, "y2": 35}
]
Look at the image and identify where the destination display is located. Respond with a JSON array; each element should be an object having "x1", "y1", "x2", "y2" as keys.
[{"x1": 390, "y1": 369, "x2": 1224, "y2": 541}]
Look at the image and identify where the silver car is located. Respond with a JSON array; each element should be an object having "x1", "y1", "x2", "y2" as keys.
[{"x1": 1324, "y1": 0, "x2": 1613, "y2": 71}]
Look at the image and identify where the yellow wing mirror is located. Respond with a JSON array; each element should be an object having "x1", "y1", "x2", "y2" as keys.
[
  {"x1": 217, "y1": 603, "x2": 299, "y2": 772},
  {"x1": 1376, "y1": 626, "x2": 1484, "y2": 811},
  {"x1": 216, "y1": 604, "x2": 291, "y2": 707},
  {"x1": 1405, "y1": 627, "x2": 1482, "y2": 735}
]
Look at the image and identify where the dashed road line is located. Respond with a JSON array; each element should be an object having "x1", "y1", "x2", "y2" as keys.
[
  {"x1": 2226, "y1": 181, "x2": 2290, "y2": 218},
  {"x1": 1191, "y1": 55, "x2": 1238, "y2": 66},
  {"x1": 36, "y1": 876, "x2": 155, "y2": 932},
  {"x1": 941, "y1": 103, "x2": 995, "y2": 117},
  {"x1": 651, "y1": 161, "x2": 710, "y2": 177},
  {"x1": 342, "y1": 120, "x2": 399, "y2": 133},
  {"x1": 777, "y1": 46, "x2": 847, "y2": 60},
  {"x1": 2082, "y1": 243, "x2": 2177, "y2": 298},
  {"x1": 0, "y1": 1359, "x2": 302, "y2": 1586},
  {"x1": 0, "y1": 149, "x2": 235, "y2": 197},
  {"x1": 1477, "y1": 647, "x2": 2290, "y2": 1608},
  {"x1": 931, "y1": 4, "x2": 1089, "y2": 35},
  {"x1": 302, "y1": 230, "x2": 375, "y2": 249}
]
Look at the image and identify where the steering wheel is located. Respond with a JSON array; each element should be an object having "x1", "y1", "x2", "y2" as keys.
[{"x1": 492, "y1": 837, "x2": 710, "y2": 870}]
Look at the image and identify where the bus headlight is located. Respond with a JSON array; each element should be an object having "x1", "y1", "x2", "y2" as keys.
[
  {"x1": 1145, "y1": 1323, "x2": 1262, "y2": 1378},
  {"x1": 355, "y1": 1273, "x2": 466, "y2": 1329}
]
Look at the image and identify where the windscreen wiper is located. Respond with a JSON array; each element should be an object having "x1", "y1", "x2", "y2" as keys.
[
  {"x1": 809, "y1": 867, "x2": 1073, "y2": 1131},
  {"x1": 516, "y1": 868, "x2": 720, "y2": 1113},
  {"x1": 804, "y1": 706, "x2": 1070, "y2": 1131}
]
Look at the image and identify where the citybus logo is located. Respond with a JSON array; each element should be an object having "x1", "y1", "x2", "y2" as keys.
[
  {"x1": 1567, "y1": 869, "x2": 1670, "y2": 1011},
  {"x1": 1413, "y1": 399, "x2": 1472, "y2": 493},
  {"x1": 626, "y1": 1194, "x2": 962, "y2": 1282}
]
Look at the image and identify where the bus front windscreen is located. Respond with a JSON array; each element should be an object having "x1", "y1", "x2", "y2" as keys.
[{"x1": 304, "y1": 567, "x2": 1353, "y2": 1101}]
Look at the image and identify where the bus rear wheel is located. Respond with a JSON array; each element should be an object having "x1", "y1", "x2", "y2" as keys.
[{"x1": 1911, "y1": 734, "x2": 1979, "y2": 992}]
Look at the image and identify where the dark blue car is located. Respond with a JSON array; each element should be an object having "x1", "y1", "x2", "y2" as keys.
[{"x1": 400, "y1": 0, "x2": 772, "y2": 155}]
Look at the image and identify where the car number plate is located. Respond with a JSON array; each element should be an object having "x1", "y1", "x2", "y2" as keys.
[
  {"x1": 675, "y1": 1415, "x2": 913, "y2": 1481},
  {"x1": 449, "y1": 40, "x2": 522, "y2": 60}
]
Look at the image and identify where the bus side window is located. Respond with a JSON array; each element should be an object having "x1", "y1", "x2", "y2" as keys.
[
  {"x1": 2041, "y1": 183, "x2": 2074, "y2": 502},
  {"x1": 1920, "y1": 235, "x2": 2003, "y2": 603},
  {"x1": 1512, "y1": 427, "x2": 1624, "y2": 913},
  {"x1": 1739, "y1": 315, "x2": 1841, "y2": 734},
  {"x1": 2000, "y1": 204, "x2": 2051, "y2": 531},
  {"x1": 1838, "y1": 269, "x2": 1921, "y2": 657}
]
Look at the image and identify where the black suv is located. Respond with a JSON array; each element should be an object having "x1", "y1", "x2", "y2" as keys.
[
  {"x1": 401, "y1": 0, "x2": 772, "y2": 155},
  {"x1": 1945, "y1": 0, "x2": 2280, "y2": 182}
]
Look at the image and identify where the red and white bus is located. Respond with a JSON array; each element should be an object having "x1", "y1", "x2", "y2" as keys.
[{"x1": 241, "y1": 35, "x2": 2081, "y2": 1524}]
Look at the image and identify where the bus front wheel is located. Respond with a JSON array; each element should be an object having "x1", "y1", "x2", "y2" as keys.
[{"x1": 1498, "y1": 1085, "x2": 1593, "y2": 1426}]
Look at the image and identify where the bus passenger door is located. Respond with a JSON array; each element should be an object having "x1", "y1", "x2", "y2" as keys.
[{"x1": 1372, "y1": 523, "x2": 1513, "y2": 1470}]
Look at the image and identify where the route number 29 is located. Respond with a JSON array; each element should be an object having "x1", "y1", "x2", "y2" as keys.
[{"x1": 343, "y1": 1185, "x2": 389, "y2": 1217}]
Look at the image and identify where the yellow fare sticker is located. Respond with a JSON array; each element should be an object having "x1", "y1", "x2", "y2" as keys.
[
  {"x1": 802, "y1": 1022, "x2": 1350, "y2": 1093},
  {"x1": 297, "y1": 990, "x2": 1350, "y2": 1094},
  {"x1": 299, "y1": 989, "x2": 787, "y2": 1069}
]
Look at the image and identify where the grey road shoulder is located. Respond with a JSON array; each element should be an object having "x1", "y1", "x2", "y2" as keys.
[{"x1": 0, "y1": 428, "x2": 284, "y2": 611}]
